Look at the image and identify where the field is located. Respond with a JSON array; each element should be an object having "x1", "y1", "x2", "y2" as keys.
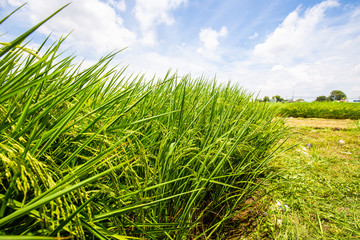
[
  {"x1": 1, "y1": 7, "x2": 360, "y2": 240},
  {"x1": 240, "y1": 118, "x2": 360, "y2": 239},
  {"x1": 276, "y1": 102, "x2": 360, "y2": 119}
]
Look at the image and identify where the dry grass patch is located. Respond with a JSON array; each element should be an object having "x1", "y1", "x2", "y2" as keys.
[{"x1": 285, "y1": 117, "x2": 356, "y2": 130}]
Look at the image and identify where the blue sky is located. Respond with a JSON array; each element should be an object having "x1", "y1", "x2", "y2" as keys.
[{"x1": 1, "y1": 0, "x2": 360, "y2": 101}]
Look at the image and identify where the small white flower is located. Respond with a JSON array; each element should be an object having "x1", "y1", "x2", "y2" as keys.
[
  {"x1": 283, "y1": 204, "x2": 290, "y2": 211},
  {"x1": 276, "y1": 200, "x2": 290, "y2": 212}
]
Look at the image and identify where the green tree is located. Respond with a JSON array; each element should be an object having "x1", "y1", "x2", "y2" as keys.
[
  {"x1": 272, "y1": 95, "x2": 284, "y2": 102},
  {"x1": 262, "y1": 96, "x2": 270, "y2": 102},
  {"x1": 328, "y1": 90, "x2": 346, "y2": 101},
  {"x1": 315, "y1": 96, "x2": 327, "y2": 102}
]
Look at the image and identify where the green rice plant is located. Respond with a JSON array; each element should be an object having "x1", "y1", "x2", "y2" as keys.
[
  {"x1": 0, "y1": 5, "x2": 288, "y2": 239},
  {"x1": 276, "y1": 102, "x2": 360, "y2": 119}
]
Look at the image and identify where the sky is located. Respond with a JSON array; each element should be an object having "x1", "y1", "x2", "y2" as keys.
[{"x1": 1, "y1": 0, "x2": 360, "y2": 101}]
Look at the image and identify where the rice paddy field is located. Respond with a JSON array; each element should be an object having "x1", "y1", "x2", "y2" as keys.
[
  {"x1": 276, "y1": 102, "x2": 360, "y2": 119},
  {"x1": 1, "y1": 6, "x2": 359, "y2": 240}
]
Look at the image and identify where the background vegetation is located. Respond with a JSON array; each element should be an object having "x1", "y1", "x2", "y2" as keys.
[
  {"x1": 2, "y1": 5, "x2": 359, "y2": 240},
  {"x1": 276, "y1": 102, "x2": 360, "y2": 119}
]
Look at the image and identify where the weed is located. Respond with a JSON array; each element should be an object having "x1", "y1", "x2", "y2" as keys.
[{"x1": 253, "y1": 121, "x2": 360, "y2": 239}]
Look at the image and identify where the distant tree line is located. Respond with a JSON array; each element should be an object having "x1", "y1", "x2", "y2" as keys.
[
  {"x1": 259, "y1": 90, "x2": 348, "y2": 103},
  {"x1": 261, "y1": 95, "x2": 284, "y2": 102},
  {"x1": 260, "y1": 95, "x2": 301, "y2": 103},
  {"x1": 315, "y1": 90, "x2": 347, "y2": 102}
]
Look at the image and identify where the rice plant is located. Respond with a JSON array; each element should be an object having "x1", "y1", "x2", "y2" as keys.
[
  {"x1": 0, "y1": 5, "x2": 288, "y2": 239},
  {"x1": 276, "y1": 102, "x2": 360, "y2": 119}
]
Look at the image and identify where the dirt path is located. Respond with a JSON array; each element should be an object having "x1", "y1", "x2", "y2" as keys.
[{"x1": 285, "y1": 117, "x2": 356, "y2": 129}]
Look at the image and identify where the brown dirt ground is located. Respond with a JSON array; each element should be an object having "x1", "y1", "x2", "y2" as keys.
[{"x1": 285, "y1": 117, "x2": 356, "y2": 129}]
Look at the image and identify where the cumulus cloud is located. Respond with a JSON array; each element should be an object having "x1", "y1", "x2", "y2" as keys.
[
  {"x1": 124, "y1": 48, "x2": 219, "y2": 79},
  {"x1": 6, "y1": 0, "x2": 23, "y2": 6},
  {"x1": 198, "y1": 26, "x2": 228, "y2": 51},
  {"x1": 107, "y1": 0, "x2": 126, "y2": 12},
  {"x1": 134, "y1": 0, "x2": 186, "y2": 45},
  {"x1": 2, "y1": 0, "x2": 359, "y2": 100},
  {"x1": 4, "y1": 0, "x2": 136, "y2": 56},
  {"x1": 247, "y1": 0, "x2": 360, "y2": 99},
  {"x1": 254, "y1": 0, "x2": 339, "y2": 63}
]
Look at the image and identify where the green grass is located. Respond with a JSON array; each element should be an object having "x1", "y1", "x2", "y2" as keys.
[
  {"x1": 246, "y1": 124, "x2": 360, "y2": 239},
  {"x1": 0, "y1": 6, "x2": 288, "y2": 239},
  {"x1": 276, "y1": 102, "x2": 360, "y2": 119},
  {"x1": 354, "y1": 120, "x2": 360, "y2": 130}
]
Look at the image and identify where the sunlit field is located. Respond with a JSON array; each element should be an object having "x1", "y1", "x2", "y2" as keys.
[
  {"x1": 250, "y1": 118, "x2": 360, "y2": 239},
  {"x1": 1, "y1": 5, "x2": 360, "y2": 240},
  {"x1": 276, "y1": 102, "x2": 360, "y2": 119}
]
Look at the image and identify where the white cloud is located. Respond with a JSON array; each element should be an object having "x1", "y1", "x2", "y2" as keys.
[
  {"x1": 248, "y1": 32, "x2": 258, "y2": 40},
  {"x1": 140, "y1": 30, "x2": 157, "y2": 46},
  {"x1": 2, "y1": 0, "x2": 359, "y2": 101},
  {"x1": 244, "y1": 0, "x2": 360, "y2": 99},
  {"x1": 134, "y1": 0, "x2": 186, "y2": 45},
  {"x1": 6, "y1": 0, "x2": 23, "y2": 6},
  {"x1": 254, "y1": 0, "x2": 339, "y2": 63},
  {"x1": 5, "y1": 0, "x2": 136, "y2": 56},
  {"x1": 107, "y1": 0, "x2": 126, "y2": 11},
  {"x1": 270, "y1": 64, "x2": 285, "y2": 72},
  {"x1": 198, "y1": 26, "x2": 228, "y2": 51}
]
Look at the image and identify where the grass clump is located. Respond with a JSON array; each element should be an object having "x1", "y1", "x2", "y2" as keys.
[
  {"x1": 0, "y1": 6, "x2": 287, "y2": 239},
  {"x1": 276, "y1": 102, "x2": 360, "y2": 119},
  {"x1": 354, "y1": 119, "x2": 360, "y2": 130}
]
